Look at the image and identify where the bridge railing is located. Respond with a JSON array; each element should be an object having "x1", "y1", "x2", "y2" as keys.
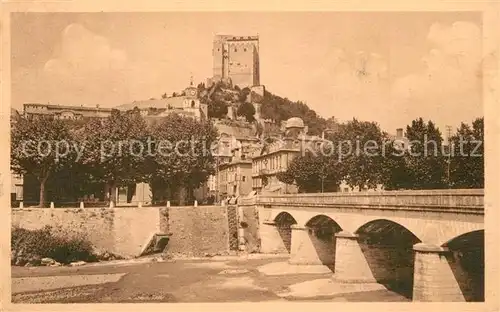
[{"x1": 253, "y1": 189, "x2": 484, "y2": 214}]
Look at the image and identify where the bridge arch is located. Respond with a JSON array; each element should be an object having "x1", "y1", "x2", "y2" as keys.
[
  {"x1": 273, "y1": 211, "x2": 297, "y2": 253},
  {"x1": 441, "y1": 230, "x2": 484, "y2": 301},
  {"x1": 354, "y1": 219, "x2": 422, "y2": 298},
  {"x1": 355, "y1": 219, "x2": 422, "y2": 244},
  {"x1": 305, "y1": 214, "x2": 343, "y2": 233},
  {"x1": 303, "y1": 215, "x2": 343, "y2": 268}
]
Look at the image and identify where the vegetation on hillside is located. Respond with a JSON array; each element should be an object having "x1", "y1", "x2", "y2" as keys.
[{"x1": 195, "y1": 81, "x2": 332, "y2": 136}]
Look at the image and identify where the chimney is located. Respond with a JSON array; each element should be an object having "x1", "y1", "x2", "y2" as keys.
[{"x1": 396, "y1": 128, "x2": 403, "y2": 138}]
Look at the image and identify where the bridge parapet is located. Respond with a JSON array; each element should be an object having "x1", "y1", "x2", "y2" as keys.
[
  {"x1": 255, "y1": 189, "x2": 484, "y2": 215},
  {"x1": 239, "y1": 197, "x2": 257, "y2": 206}
]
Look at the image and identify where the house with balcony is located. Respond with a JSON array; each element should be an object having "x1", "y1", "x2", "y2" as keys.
[
  {"x1": 251, "y1": 117, "x2": 324, "y2": 194},
  {"x1": 215, "y1": 133, "x2": 260, "y2": 201}
]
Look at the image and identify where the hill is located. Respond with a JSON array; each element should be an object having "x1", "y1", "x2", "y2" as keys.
[{"x1": 197, "y1": 81, "x2": 332, "y2": 136}]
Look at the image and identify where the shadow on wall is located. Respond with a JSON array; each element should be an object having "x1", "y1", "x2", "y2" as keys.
[
  {"x1": 444, "y1": 230, "x2": 485, "y2": 302},
  {"x1": 274, "y1": 212, "x2": 297, "y2": 253},
  {"x1": 356, "y1": 219, "x2": 421, "y2": 299},
  {"x1": 306, "y1": 215, "x2": 343, "y2": 272}
]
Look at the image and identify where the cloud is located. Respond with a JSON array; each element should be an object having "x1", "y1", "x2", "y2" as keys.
[
  {"x1": 308, "y1": 48, "x2": 391, "y2": 128},
  {"x1": 390, "y1": 21, "x2": 482, "y2": 131},
  {"x1": 44, "y1": 24, "x2": 128, "y2": 76},
  {"x1": 315, "y1": 21, "x2": 483, "y2": 133},
  {"x1": 13, "y1": 23, "x2": 179, "y2": 108}
]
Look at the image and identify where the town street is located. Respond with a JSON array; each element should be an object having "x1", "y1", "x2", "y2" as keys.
[{"x1": 12, "y1": 255, "x2": 409, "y2": 303}]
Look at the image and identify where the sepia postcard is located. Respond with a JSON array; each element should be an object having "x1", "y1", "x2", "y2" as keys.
[{"x1": 1, "y1": 1, "x2": 499, "y2": 312}]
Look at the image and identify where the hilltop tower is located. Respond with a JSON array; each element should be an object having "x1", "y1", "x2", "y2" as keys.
[{"x1": 212, "y1": 34, "x2": 260, "y2": 88}]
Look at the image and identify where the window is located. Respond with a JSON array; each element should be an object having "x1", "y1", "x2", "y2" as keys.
[
  {"x1": 234, "y1": 48, "x2": 237, "y2": 52},
  {"x1": 242, "y1": 176, "x2": 246, "y2": 182},
  {"x1": 244, "y1": 48, "x2": 247, "y2": 52},
  {"x1": 191, "y1": 100, "x2": 195, "y2": 108}
]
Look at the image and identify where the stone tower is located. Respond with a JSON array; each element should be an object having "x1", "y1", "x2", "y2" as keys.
[{"x1": 212, "y1": 34, "x2": 260, "y2": 88}]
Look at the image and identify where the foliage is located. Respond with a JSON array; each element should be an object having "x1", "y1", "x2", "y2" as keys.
[
  {"x1": 404, "y1": 118, "x2": 447, "y2": 189},
  {"x1": 11, "y1": 226, "x2": 97, "y2": 265},
  {"x1": 329, "y1": 119, "x2": 386, "y2": 190},
  {"x1": 11, "y1": 115, "x2": 77, "y2": 207},
  {"x1": 260, "y1": 90, "x2": 328, "y2": 135},
  {"x1": 277, "y1": 148, "x2": 343, "y2": 193},
  {"x1": 237, "y1": 102, "x2": 256, "y2": 122},
  {"x1": 449, "y1": 117, "x2": 484, "y2": 188},
  {"x1": 207, "y1": 99, "x2": 229, "y2": 119},
  {"x1": 77, "y1": 108, "x2": 150, "y2": 202},
  {"x1": 380, "y1": 139, "x2": 410, "y2": 190},
  {"x1": 146, "y1": 114, "x2": 218, "y2": 204}
]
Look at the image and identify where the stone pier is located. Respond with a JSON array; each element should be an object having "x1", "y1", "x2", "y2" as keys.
[
  {"x1": 333, "y1": 231, "x2": 377, "y2": 283},
  {"x1": 412, "y1": 243, "x2": 465, "y2": 302},
  {"x1": 288, "y1": 225, "x2": 335, "y2": 266},
  {"x1": 259, "y1": 221, "x2": 288, "y2": 254}
]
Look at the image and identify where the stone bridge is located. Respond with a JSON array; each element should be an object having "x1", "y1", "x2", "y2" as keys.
[{"x1": 240, "y1": 189, "x2": 484, "y2": 302}]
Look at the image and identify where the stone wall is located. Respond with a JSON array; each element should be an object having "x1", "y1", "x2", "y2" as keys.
[
  {"x1": 240, "y1": 206, "x2": 260, "y2": 253},
  {"x1": 12, "y1": 204, "x2": 262, "y2": 259},
  {"x1": 11, "y1": 207, "x2": 168, "y2": 258},
  {"x1": 164, "y1": 206, "x2": 230, "y2": 257},
  {"x1": 227, "y1": 205, "x2": 239, "y2": 251}
]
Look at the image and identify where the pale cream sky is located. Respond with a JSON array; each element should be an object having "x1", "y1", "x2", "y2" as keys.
[{"x1": 11, "y1": 12, "x2": 483, "y2": 133}]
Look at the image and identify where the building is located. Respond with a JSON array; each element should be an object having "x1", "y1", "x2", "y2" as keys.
[
  {"x1": 217, "y1": 135, "x2": 260, "y2": 200},
  {"x1": 251, "y1": 117, "x2": 324, "y2": 194},
  {"x1": 10, "y1": 108, "x2": 23, "y2": 206},
  {"x1": 212, "y1": 34, "x2": 260, "y2": 88},
  {"x1": 116, "y1": 82, "x2": 208, "y2": 121},
  {"x1": 23, "y1": 103, "x2": 113, "y2": 119}
]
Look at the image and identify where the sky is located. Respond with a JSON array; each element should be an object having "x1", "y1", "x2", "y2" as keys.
[{"x1": 11, "y1": 12, "x2": 483, "y2": 134}]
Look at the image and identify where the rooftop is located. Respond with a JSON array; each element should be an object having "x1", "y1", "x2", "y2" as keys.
[{"x1": 24, "y1": 103, "x2": 113, "y2": 112}]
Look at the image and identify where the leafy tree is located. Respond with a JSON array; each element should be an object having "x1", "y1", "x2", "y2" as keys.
[
  {"x1": 11, "y1": 116, "x2": 77, "y2": 207},
  {"x1": 238, "y1": 87, "x2": 251, "y2": 102},
  {"x1": 237, "y1": 102, "x2": 256, "y2": 122},
  {"x1": 330, "y1": 119, "x2": 386, "y2": 190},
  {"x1": 207, "y1": 99, "x2": 228, "y2": 119},
  {"x1": 146, "y1": 114, "x2": 218, "y2": 205},
  {"x1": 449, "y1": 117, "x2": 484, "y2": 188},
  {"x1": 161, "y1": 93, "x2": 168, "y2": 99},
  {"x1": 404, "y1": 118, "x2": 447, "y2": 189},
  {"x1": 77, "y1": 108, "x2": 149, "y2": 204},
  {"x1": 277, "y1": 147, "x2": 342, "y2": 193},
  {"x1": 259, "y1": 90, "x2": 327, "y2": 135},
  {"x1": 380, "y1": 138, "x2": 410, "y2": 190}
]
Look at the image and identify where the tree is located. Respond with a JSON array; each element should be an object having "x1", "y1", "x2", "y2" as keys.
[
  {"x1": 380, "y1": 137, "x2": 410, "y2": 190},
  {"x1": 237, "y1": 102, "x2": 256, "y2": 122},
  {"x1": 146, "y1": 114, "x2": 218, "y2": 205},
  {"x1": 449, "y1": 117, "x2": 484, "y2": 188},
  {"x1": 330, "y1": 119, "x2": 386, "y2": 190},
  {"x1": 277, "y1": 148, "x2": 342, "y2": 193},
  {"x1": 77, "y1": 108, "x2": 149, "y2": 204},
  {"x1": 207, "y1": 99, "x2": 228, "y2": 119},
  {"x1": 11, "y1": 116, "x2": 76, "y2": 207},
  {"x1": 404, "y1": 118, "x2": 447, "y2": 189},
  {"x1": 259, "y1": 90, "x2": 328, "y2": 135}
]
